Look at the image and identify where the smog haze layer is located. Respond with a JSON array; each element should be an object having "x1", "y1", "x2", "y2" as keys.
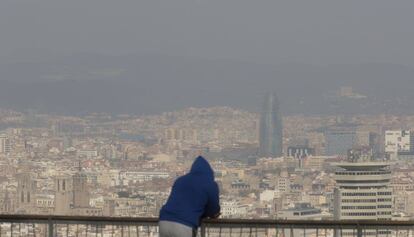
[{"x1": 1, "y1": 0, "x2": 414, "y2": 115}]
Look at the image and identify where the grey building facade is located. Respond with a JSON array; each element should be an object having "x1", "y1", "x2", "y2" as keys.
[{"x1": 259, "y1": 93, "x2": 283, "y2": 157}]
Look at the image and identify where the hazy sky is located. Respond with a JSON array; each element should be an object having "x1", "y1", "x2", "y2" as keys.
[{"x1": 1, "y1": 0, "x2": 414, "y2": 65}]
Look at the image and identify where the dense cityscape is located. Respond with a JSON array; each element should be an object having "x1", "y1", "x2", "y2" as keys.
[{"x1": 1, "y1": 88, "x2": 413, "y2": 226}]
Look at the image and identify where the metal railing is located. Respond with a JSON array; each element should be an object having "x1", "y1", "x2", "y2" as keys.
[{"x1": 1, "y1": 215, "x2": 414, "y2": 237}]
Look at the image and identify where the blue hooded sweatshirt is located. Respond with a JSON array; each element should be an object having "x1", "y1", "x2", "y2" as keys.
[{"x1": 159, "y1": 156, "x2": 220, "y2": 229}]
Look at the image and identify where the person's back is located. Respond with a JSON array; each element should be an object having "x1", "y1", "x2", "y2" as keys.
[{"x1": 159, "y1": 156, "x2": 220, "y2": 237}]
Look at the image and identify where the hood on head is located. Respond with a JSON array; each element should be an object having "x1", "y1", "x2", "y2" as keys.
[{"x1": 189, "y1": 156, "x2": 214, "y2": 177}]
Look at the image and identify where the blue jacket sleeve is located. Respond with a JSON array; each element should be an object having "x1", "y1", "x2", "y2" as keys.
[{"x1": 204, "y1": 182, "x2": 220, "y2": 218}]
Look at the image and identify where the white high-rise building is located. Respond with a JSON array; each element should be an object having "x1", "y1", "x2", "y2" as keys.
[
  {"x1": 334, "y1": 155, "x2": 393, "y2": 236},
  {"x1": 334, "y1": 162, "x2": 392, "y2": 220},
  {"x1": 277, "y1": 170, "x2": 290, "y2": 194},
  {"x1": 385, "y1": 130, "x2": 412, "y2": 154}
]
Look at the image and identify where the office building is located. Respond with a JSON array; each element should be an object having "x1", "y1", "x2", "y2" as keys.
[
  {"x1": 325, "y1": 126, "x2": 357, "y2": 156},
  {"x1": 385, "y1": 130, "x2": 414, "y2": 158},
  {"x1": 334, "y1": 148, "x2": 392, "y2": 235},
  {"x1": 259, "y1": 93, "x2": 283, "y2": 157},
  {"x1": 287, "y1": 146, "x2": 315, "y2": 168},
  {"x1": 287, "y1": 146, "x2": 315, "y2": 159},
  {"x1": 0, "y1": 134, "x2": 11, "y2": 154},
  {"x1": 368, "y1": 132, "x2": 381, "y2": 156}
]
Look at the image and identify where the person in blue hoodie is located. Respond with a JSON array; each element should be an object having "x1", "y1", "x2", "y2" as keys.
[{"x1": 159, "y1": 156, "x2": 221, "y2": 237}]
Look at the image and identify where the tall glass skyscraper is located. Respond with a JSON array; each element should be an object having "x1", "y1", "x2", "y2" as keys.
[{"x1": 259, "y1": 93, "x2": 283, "y2": 157}]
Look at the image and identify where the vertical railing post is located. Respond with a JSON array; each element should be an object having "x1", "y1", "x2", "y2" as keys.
[
  {"x1": 200, "y1": 223, "x2": 206, "y2": 237},
  {"x1": 333, "y1": 226, "x2": 339, "y2": 237},
  {"x1": 48, "y1": 218, "x2": 53, "y2": 237},
  {"x1": 357, "y1": 225, "x2": 363, "y2": 237}
]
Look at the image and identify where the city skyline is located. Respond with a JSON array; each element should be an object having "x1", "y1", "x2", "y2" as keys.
[{"x1": 2, "y1": 104, "x2": 414, "y2": 235}]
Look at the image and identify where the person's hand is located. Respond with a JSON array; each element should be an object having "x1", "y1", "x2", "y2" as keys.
[{"x1": 211, "y1": 212, "x2": 221, "y2": 219}]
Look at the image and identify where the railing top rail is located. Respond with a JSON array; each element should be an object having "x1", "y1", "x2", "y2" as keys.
[
  {"x1": 0, "y1": 215, "x2": 413, "y2": 228},
  {"x1": 0, "y1": 215, "x2": 158, "y2": 224},
  {"x1": 205, "y1": 219, "x2": 414, "y2": 229}
]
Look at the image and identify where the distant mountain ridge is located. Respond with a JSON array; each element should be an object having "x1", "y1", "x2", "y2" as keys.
[{"x1": 0, "y1": 53, "x2": 413, "y2": 115}]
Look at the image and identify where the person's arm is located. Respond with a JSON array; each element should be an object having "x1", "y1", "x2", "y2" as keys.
[{"x1": 204, "y1": 182, "x2": 221, "y2": 218}]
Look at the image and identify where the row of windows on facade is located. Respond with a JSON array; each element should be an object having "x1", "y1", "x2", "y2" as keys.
[
  {"x1": 378, "y1": 198, "x2": 393, "y2": 202},
  {"x1": 340, "y1": 186, "x2": 388, "y2": 190},
  {"x1": 337, "y1": 180, "x2": 389, "y2": 184},
  {"x1": 85, "y1": 210, "x2": 101, "y2": 215},
  {"x1": 342, "y1": 212, "x2": 392, "y2": 216},
  {"x1": 341, "y1": 205, "x2": 392, "y2": 210},
  {"x1": 336, "y1": 171, "x2": 391, "y2": 176},
  {"x1": 340, "y1": 182, "x2": 389, "y2": 186},
  {"x1": 342, "y1": 198, "x2": 392, "y2": 203},
  {"x1": 342, "y1": 192, "x2": 392, "y2": 196},
  {"x1": 292, "y1": 210, "x2": 321, "y2": 216},
  {"x1": 37, "y1": 200, "x2": 53, "y2": 205}
]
